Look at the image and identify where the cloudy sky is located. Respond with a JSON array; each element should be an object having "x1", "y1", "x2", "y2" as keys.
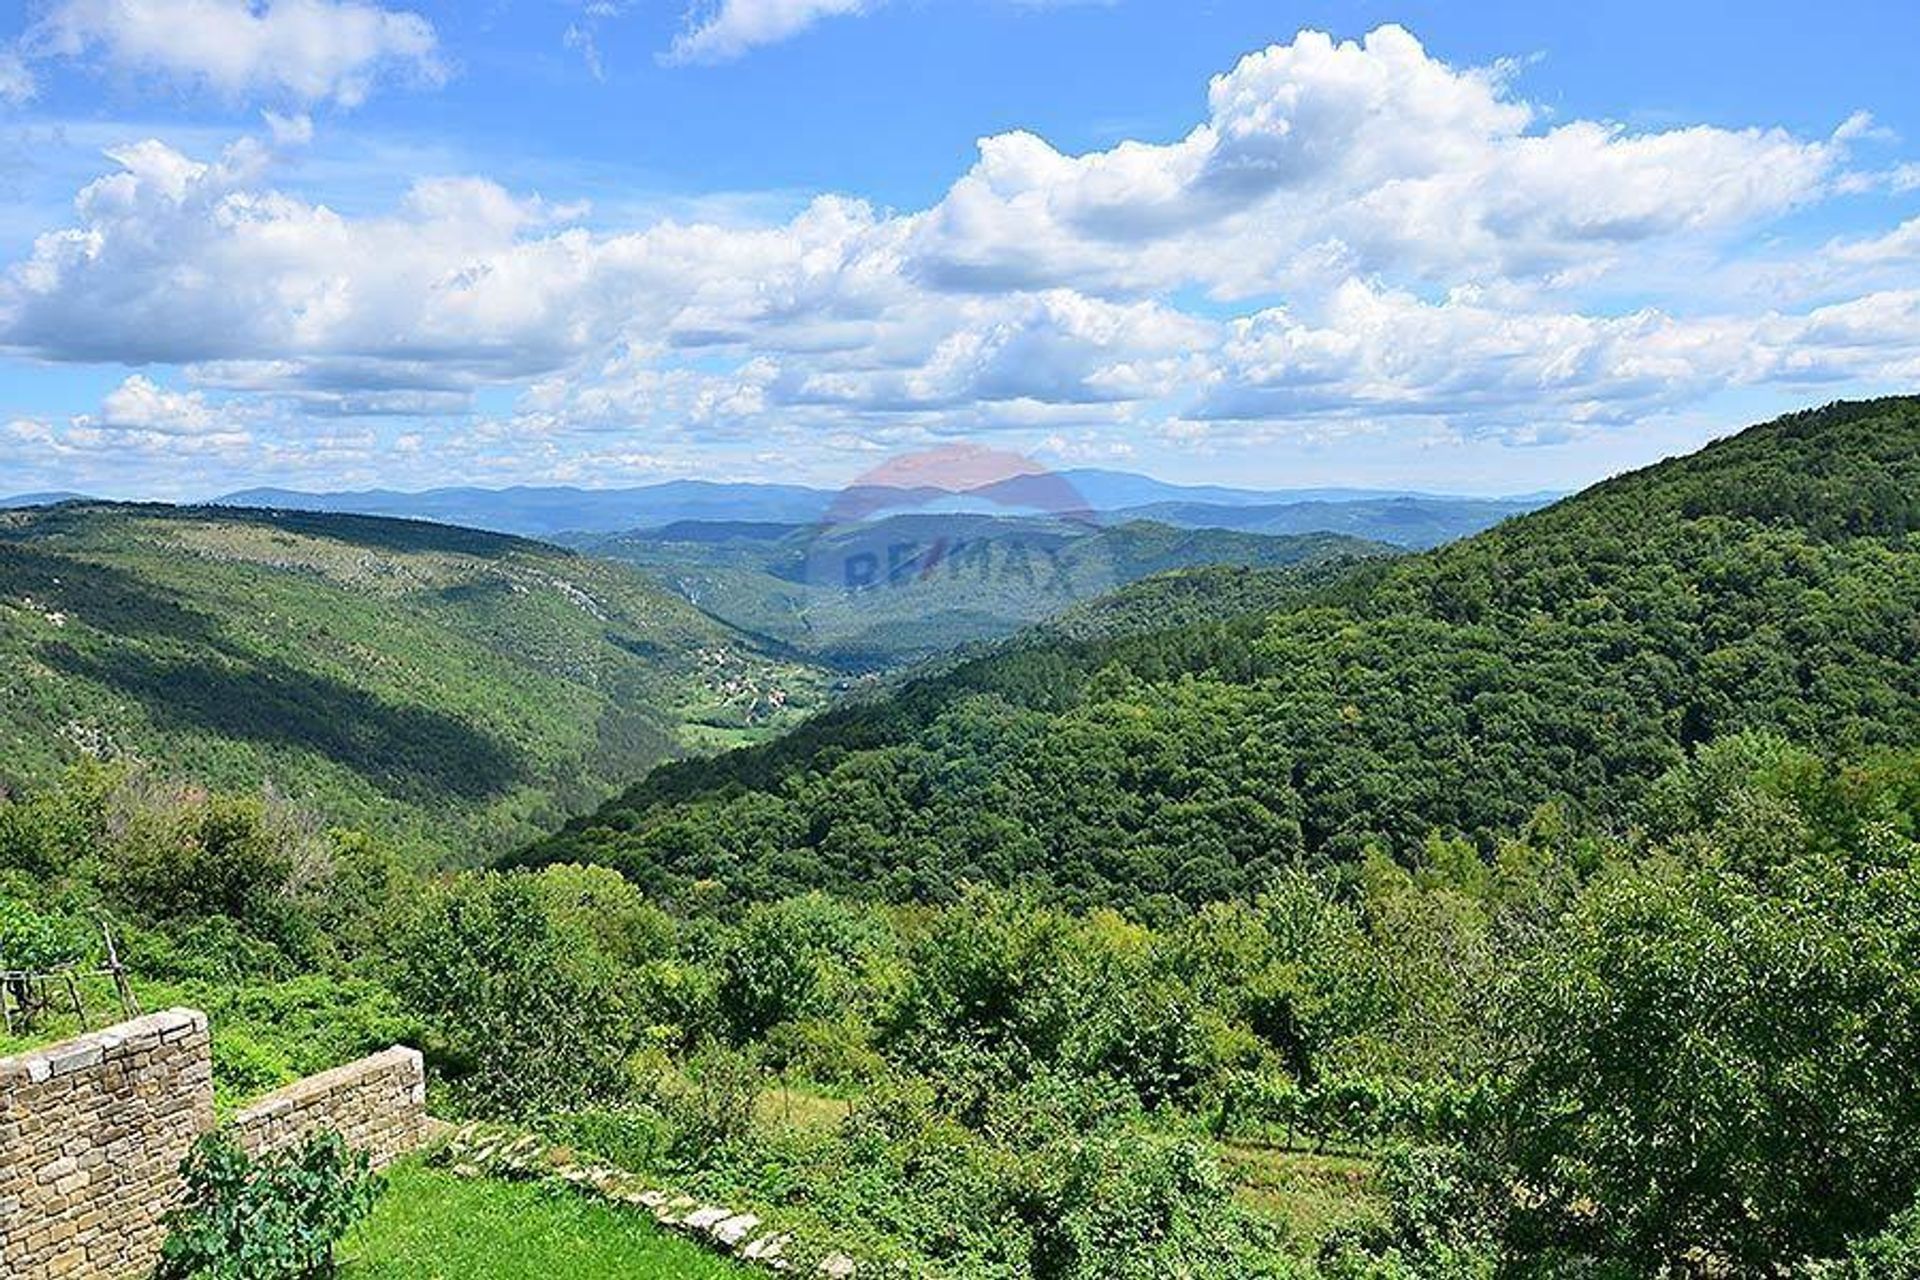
[{"x1": 1, "y1": 0, "x2": 1917, "y2": 499}]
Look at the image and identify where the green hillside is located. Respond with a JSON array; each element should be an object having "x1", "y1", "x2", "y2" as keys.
[
  {"x1": 7, "y1": 400, "x2": 1920, "y2": 1279},
  {"x1": 0, "y1": 503, "x2": 827, "y2": 860},
  {"x1": 574, "y1": 517, "x2": 1388, "y2": 670},
  {"x1": 520, "y1": 397, "x2": 1920, "y2": 910}
]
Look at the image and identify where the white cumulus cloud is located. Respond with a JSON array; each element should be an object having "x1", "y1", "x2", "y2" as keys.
[
  {"x1": 90, "y1": 374, "x2": 234, "y2": 435},
  {"x1": 10, "y1": 376, "x2": 255, "y2": 495},
  {"x1": 25, "y1": 0, "x2": 443, "y2": 107},
  {"x1": 905, "y1": 26, "x2": 1843, "y2": 297},
  {"x1": 0, "y1": 23, "x2": 1915, "y2": 491}
]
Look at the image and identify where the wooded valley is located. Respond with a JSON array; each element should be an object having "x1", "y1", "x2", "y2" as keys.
[{"x1": 2, "y1": 398, "x2": 1917, "y2": 1276}]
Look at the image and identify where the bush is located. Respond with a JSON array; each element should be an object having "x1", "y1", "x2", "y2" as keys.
[
  {"x1": 649, "y1": 1044, "x2": 763, "y2": 1165},
  {"x1": 389, "y1": 872, "x2": 633, "y2": 1116},
  {"x1": 1072, "y1": 975, "x2": 1217, "y2": 1110},
  {"x1": 106, "y1": 791, "x2": 297, "y2": 931},
  {"x1": 1486, "y1": 841, "x2": 1920, "y2": 1270},
  {"x1": 193, "y1": 974, "x2": 419, "y2": 1081},
  {"x1": 157, "y1": 1131, "x2": 382, "y2": 1279},
  {"x1": 762, "y1": 1014, "x2": 889, "y2": 1088},
  {"x1": 1321, "y1": 1143, "x2": 1508, "y2": 1274},
  {"x1": 1021, "y1": 1131, "x2": 1288, "y2": 1280},
  {"x1": 120, "y1": 915, "x2": 302, "y2": 982},
  {"x1": 718, "y1": 893, "x2": 885, "y2": 1043},
  {"x1": 210, "y1": 1028, "x2": 295, "y2": 1110},
  {"x1": 536, "y1": 1107, "x2": 675, "y2": 1173},
  {"x1": 0, "y1": 760, "x2": 118, "y2": 880},
  {"x1": 1827, "y1": 1197, "x2": 1920, "y2": 1278},
  {"x1": 0, "y1": 896, "x2": 87, "y2": 973}
]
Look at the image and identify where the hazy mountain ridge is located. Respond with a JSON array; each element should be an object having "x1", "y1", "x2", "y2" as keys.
[
  {"x1": 216, "y1": 471, "x2": 1551, "y2": 544},
  {"x1": 1117, "y1": 494, "x2": 1541, "y2": 548},
  {"x1": 571, "y1": 515, "x2": 1390, "y2": 669}
]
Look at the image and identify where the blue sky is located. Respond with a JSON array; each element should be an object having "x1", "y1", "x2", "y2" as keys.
[{"x1": 1, "y1": 0, "x2": 1917, "y2": 499}]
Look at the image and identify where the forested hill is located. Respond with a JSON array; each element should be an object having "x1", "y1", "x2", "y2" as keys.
[
  {"x1": 0, "y1": 503, "x2": 826, "y2": 860},
  {"x1": 518, "y1": 397, "x2": 1920, "y2": 912}
]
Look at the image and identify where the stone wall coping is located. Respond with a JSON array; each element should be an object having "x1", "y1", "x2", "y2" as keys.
[
  {"x1": 0, "y1": 1007, "x2": 206, "y2": 1082},
  {"x1": 232, "y1": 1045, "x2": 423, "y2": 1121},
  {"x1": 3, "y1": 1012, "x2": 427, "y2": 1278}
]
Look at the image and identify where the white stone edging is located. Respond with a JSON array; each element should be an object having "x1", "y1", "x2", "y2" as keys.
[{"x1": 435, "y1": 1122, "x2": 865, "y2": 1277}]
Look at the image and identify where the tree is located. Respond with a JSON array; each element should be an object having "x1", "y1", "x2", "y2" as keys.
[
  {"x1": 1489, "y1": 836, "x2": 1920, "y2": 1270},
  {"x1": 389, "y1": 871, "x2": 633, "y2": 1115}
]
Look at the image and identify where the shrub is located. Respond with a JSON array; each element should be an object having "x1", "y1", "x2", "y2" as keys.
[
  {"x1": 210, "y1": 1028, "x2": 295, "y2": 1110},
  {"x1": 717, "y1": 893, "x2": 884, "y2": 1043},
  {"x1": 536, "y1": 1107, "x2": 675, "y2": 1173},
  {"x1": 1071, "y1": 975, "x2": 1216, "y2": 1109},
  {"x1": 389, "y1": 872, "x2": 632, "y2": 1116},
  {"x1": 1486, "y1": 842, "x2": 1920, "y2": 1270},
  {"x1": 157, "y1": 1131, "x2": 382, "y2": 1279},
  {"x1": 629, "y1": 955, "x2": 721, "y2": 1050},
  {"x1": 193, "y1": 973, "x2": 419, "y2": 1081},
  {"x1": 1827, "y1": 1197, "x2": 1920, "y2": 1278},
  {"x1": 886, "y1": 890, "x2": 1080, "y2": 1086},
  {"x1": 0, "y1": 760, "x2": 118, "y2": 879},
  {"x1": 650, "y1": 1044, "x2": 763, "y2": 1165},
  {"x1": 1020, "y1": 1130, "x2": 1287, "y2": 1279},
  {"x1": 120, "y1": 915, "x2": 301, "y2": 983},
  {"x1": 531, "y1": 863, "x2": 678, "y2": 967},
  {"x1": 1215, "y1": 1067, "x2": 1304, "y2": 1142},
  {"x1": 761, "y1": 1014, "x2": 889, "y2": 1088},
  {"x1": 1325, "y1": 1142, "x2": 1508, "y2": 1272},
  {"x1": 108, "y1": 792, "x2": 294, "y2": 924},
  {"x1": 0, "y1": 896, "x2": 87, "y2": 973}
]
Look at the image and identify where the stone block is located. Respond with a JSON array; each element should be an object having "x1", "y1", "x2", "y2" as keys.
[{"x1": 2, "y1": 1013, "x2": 428, "y2": 1280}]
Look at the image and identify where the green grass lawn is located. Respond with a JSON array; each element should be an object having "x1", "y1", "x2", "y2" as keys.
[{"x1": 339, "y1": 1163, "x2": 754, "y2": 1279}]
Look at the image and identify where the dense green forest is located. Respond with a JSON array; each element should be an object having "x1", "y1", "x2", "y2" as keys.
[
  {"x1": 4, "y1": 398, "x2": 1918, "y2": 1277},
  {"x1": 4, "y1": 731, "x2": 1917, "y2": 1275},
  {"x1": 572, "y1": 516, "x2": 1387, "y2": 670},
  {"x1": 522, "y1": 398, "x2": 1920, "y2": 914},
  {"x1": 0, "y1": 503, "x2": 826, "y2": 860}
]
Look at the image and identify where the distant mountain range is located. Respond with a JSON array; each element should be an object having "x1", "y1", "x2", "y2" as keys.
[
  {"x1": 572, "y1": 515, "x2": 1388, "y2": 669},
  {"x1": 217, "y1": 482, "x2": 835, "y2": 534},
  {"x1": 1116, "y1": 496, "x2": 1542, "y2": 547},
  {"x1": 0, "y1": 492, "x2": 89, "y2": 509},
  {"x1": 215, "y1": 471, "x2": 1551, "y2": 548}
]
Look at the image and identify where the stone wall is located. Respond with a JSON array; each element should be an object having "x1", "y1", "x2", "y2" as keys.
[
  {"x1": 0, "y1": 1011, "x2": 426, "y2": 1279},
  {"x1": 0, "y1": 1008, "x2": 213, "y2": 1279},
  {"x1": 232, "y1": 1045, "x2": 425, "y2": 1170}
]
